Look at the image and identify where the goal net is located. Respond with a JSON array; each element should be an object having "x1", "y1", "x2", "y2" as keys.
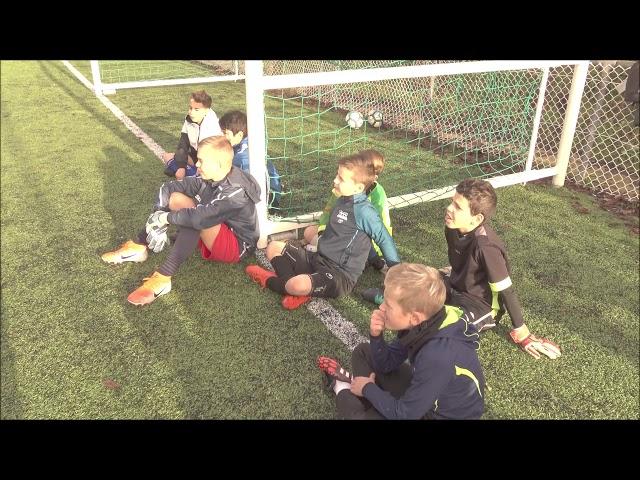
[{"x1": 253, "y1": 61, "x2": 588, "y2": 240}]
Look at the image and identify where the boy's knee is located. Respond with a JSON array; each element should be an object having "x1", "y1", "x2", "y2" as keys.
[
  {"x1": 168, "y1": 192, "x2": 196, "y2": 211},
  {"x1": 303, "y1": 225, "x2": 318, "y2": 243},
  {"x1": 284, "y1": 275, "x2": 312, "y2": 296},
  {"x1": 266, "y1": 240, "x2": 286, "y2": 260},
  {"x1": 352, "y1": 342, "x2": 371, "y2": 362}
]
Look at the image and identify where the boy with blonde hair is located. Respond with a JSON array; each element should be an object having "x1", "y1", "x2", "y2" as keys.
[
  {"x1": 245, "y1": 151, "x2": 400, "y2": 310},
  {"x1": 318, "y1": 263, "x2": 485, "y2": 420},
  {"x1": 102, "y1": 136, "x2": 261, "y2": 305}
]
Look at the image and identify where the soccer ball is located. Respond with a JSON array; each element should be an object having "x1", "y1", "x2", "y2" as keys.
[
  {"x1": 345, "y1": 111, "x2": 364, "y2": 129},
  {"x1": 367, "y1": 110, "x2": 383, "y2": 128}
]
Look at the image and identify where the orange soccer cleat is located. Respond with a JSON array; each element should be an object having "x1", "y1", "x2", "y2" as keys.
[
  {"x1": 127, "y1": 272, "x2": 172, "y2": 306},
  {"x1": 245, "y1": 264, "x2": 277, "y2": 289},
  {"x1": 101, "y1": 240, "x2": 148, "y2": 265},
  {"x1": 281, "y1": 294, "x2": 311, "y2": 310}
]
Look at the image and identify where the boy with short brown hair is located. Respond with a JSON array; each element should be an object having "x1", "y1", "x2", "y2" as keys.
[{"x1": 442, "y1": 179, "x2": 561, "y2": 359}]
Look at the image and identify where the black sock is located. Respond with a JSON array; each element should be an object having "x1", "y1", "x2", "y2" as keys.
[
  {"x1": 135, "y1": 229, "x2": 148, "y2": 246},
  {"x1": 271, "y1": 255, "x2": 295, "y2": 281},
  {"x1": 157, "y1": 227, "x2": 200, "y2": 277},
  {"x1": 266, "y1": 276, "x2": 288, "y2": 295}
]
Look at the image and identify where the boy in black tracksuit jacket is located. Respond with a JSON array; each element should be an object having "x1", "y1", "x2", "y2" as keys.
[
  {"x1": 245, "y1": 151, "x2": 400, "y2": 310},
  {"x1": 102, "y1": 136, "x2": 260, "y2": 306},
  {"x1": 443, "y1": 179, "x2": 561, "y2": 360},
  {"x1": 318, "y1": 263, "x2": 485, "y2": 420}
]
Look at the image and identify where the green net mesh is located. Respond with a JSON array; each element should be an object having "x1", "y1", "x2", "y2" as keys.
[{"x1": 263, "y1": 61, "x2": 543, "y2": 220}]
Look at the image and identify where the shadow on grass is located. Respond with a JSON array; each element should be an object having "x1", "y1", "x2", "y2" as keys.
[
  {"x1": 93, "y1": 147, "x2": 335, "y2": 419},
  {"x1": 0, "y1": 306, "x2": 25, "y2": 419}
]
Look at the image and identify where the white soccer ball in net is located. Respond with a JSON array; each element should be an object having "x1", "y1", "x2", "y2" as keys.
[
  {"x1": 345, "y1": 111, "x2": 364, "y2": 129},
  {"x1": 367, "y1": 110, "x2": 383, "y2": 128}
]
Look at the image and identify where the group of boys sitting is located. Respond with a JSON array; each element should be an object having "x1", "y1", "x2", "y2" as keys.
[{"x1": 101, "y1": 90, "x2": 561, "y2": 420}]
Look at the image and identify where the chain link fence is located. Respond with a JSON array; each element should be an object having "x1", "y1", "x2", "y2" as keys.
[{"x1": 535, "y1": 61, "x2": 638, "y2": 200}]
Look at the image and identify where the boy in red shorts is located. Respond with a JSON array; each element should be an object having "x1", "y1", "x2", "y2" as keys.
[{"x1": 101, "y1": 136, "x2": 261, "y2": 305}]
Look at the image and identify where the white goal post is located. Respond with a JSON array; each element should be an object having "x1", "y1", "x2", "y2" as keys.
[{"x1": 89, "y1": 60, "x2": 244, "y2": 95}]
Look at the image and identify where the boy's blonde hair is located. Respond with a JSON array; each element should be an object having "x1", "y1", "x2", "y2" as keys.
[
  {"x1": 338, "y1": 152, "x2": 376, "y2": 191},
  {"x1": 384, "y1": 263, "x2": 446, "y2": 319},
  {"x1": 198, "y1": 136, "x2": 234, "y2": 170},
  {"x1": 361, "y1": 149, "x2": 385, "y2": 176}
]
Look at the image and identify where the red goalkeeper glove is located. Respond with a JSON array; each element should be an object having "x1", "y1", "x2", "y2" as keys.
[{"x1": 510, "y1": 325, "x2": 562, "y2": 360}]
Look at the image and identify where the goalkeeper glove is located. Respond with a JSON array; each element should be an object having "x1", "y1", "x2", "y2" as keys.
[
  {"x1": 146, "y1": 211, "x2": 169, "y2": 234},
  {"x1": 510, "y1": 324, "x2": 562, "y2": 360},
  {"x1": 146, "y1": 226, "x2": 170, "y2": 253}
]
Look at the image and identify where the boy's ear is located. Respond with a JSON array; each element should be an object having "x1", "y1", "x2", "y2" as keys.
[
  {"x1": 473, "y1": 212, "x2": 485, "y2": 226},
  {"x1": 410, "y1": 311, "x2": 427, "y2": 326},
  {"x1": 237, "y1": 130, "x2": 245, "y2": 140}
]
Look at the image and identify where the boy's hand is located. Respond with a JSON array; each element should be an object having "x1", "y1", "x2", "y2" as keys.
[
  {"x1": 351, "y1": 373, "x2": 376, "y2": 397},
  {"x1": 146, "y1": 226, "x2": 170, "y2": 253},
  {"x1": 175, "y1": 168, "x2": 186, "y2": 180},
  {"x1": 438, "y1": 265, "x2": 452, "y2": 277},
  {"x1": 510, "y1": 325, "x2": 562, "y2": 360},
  {"x1": 146, "y1": 211, "x2": 170, "y2": 233},
  {"x1": 370, "y1": 309, "x2": 386, "y2": 337}
]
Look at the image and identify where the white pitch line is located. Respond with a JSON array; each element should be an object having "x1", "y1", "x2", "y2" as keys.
[
  {"x1": 62, "y1": 61, "x2": 166, "y2": 162},
  {"x1": 253, "y1": 249, "x2": 368, "y2": 351},
  {"x1": 63, "y1": 60, "x2": 367, "y2": 352}
]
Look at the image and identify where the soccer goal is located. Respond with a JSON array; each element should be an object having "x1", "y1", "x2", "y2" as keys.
[
  {"x1": 87, "y1": 60, "x2": 244, "y2": 94},
  {"x1": 65, "y1": 60, "x2": 590, "y2": 248},
  {"x1": 245, "y1": 60, "x2": 589, "y2": 247}
]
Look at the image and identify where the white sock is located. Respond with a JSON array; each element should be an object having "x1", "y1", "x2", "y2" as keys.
[{"x1": 333, "y1": 380, "x2": 351, "y2": 395}]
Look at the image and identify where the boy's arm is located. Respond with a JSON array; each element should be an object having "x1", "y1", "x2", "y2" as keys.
[
  {"x1": 368, "y1": 184, "x2": 392, "y2": 235},
  {"x1": 233, "y1": 143, "x2": 250, "y2": 171},
  {"x1": 481, "y1": 245, "x2": 562, "y2": 360},
  {"x1": 480, "y1": 245, "x2": 525, "y2": 328},
  {"x1": 362, "y1": 344, "x2": 455, "y2": 419},
  {"x1": 368, "y1": 184, "x2": 392, "y2": 256},
  {"x1": 369, "y1": 333, "x2": 409, "y2": 374},
  {"x1": 153, "y1": 177, "x2": 202, "y2": 212},
  {"x1": 166, "y1": 185, "x2": 246, "y2": 231},
  {"x1": 173, "y1": 132, "x2": 191, "y2": 170},
  {"x1": 357, "y1": 205, "x2": 400, "y2": 266},
  {"x1": 317, "y1": 191, "x2": 339, "y2": 230}
]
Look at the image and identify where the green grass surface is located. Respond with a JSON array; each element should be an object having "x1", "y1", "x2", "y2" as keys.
[{"x1": 2, "y1": 61, "x2": 638, "y2": 419}]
